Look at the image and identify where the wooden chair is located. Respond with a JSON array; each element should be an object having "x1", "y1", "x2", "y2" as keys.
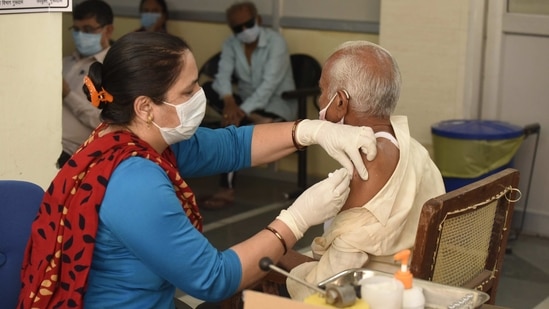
[
  {"x1": 410, "y1": 168, "x2": 521, "y2": 305},
  {"x1": 217, "y1": 169, "x2": 520, "y2": 308}
]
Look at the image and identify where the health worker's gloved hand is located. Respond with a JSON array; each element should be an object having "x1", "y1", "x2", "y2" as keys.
[
  {"x1": 295, "y1": 119, "x2": 377, "y2": 180},
  {"x1": 277, "y1": 168, "x2": 351, "y2": 239}
]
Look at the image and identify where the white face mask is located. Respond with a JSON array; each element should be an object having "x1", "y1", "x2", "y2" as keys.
[
  {"x1": 153, "y1": 88, "x2": 207, "y2": 145},
  {"x1": 236, "y1": 23, "x2": 260, "y2": 44},
  {"x1": 318, "y1": 90, "x2": 349, "y2": 124}
]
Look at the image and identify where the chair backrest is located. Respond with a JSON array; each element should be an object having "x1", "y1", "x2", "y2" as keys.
[
  {"x1": 289, "y1": 53, "x2": 322, "y2": 90},
  {"x1": 198, "y1": 52, "x2": 222, "y2": 81},
  {"x1": 0, "y1": 180, "x2": 44, "y2": 309},
  {"x1": 198, "y1": 52, "x2": 239, "y2": 86},
  {"x1": 410, "y1": 168, "x2": 520, "y2": 305},
  {"x1": 198, "y1": 52, "x2": 322, "y2": 91}
]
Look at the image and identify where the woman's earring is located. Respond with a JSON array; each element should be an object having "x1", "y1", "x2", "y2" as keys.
[{"x1": 147, "y1": 115, "x2": 153, "y2": 128}]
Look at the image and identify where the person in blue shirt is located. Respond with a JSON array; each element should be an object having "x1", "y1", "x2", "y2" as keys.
[
  {"x1": 17, "y1": 32, "x2": 378, "y2": 309},
  {"x1": 202, "y1": 1, "x2": 298, "y2": 209}
]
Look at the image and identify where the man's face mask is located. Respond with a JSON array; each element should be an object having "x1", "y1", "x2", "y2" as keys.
[
  {"x1": 318, "y1": 90, "x2": 349, "y2": 124},
  {"x1": 72, "y1": 31, "x2": 103, "y2": 57},
  {"x1": 232, "y1": 17, "x2": 260, "y2": 44}
]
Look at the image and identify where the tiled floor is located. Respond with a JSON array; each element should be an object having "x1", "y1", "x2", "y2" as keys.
[
  {"x1": 179, "y1": 171, "x2": 549, "y2": 309},
  {"x1": 185, "y1": 170, "x2": 324, "y2": 252},
  {"x1": 498, "y1": 235, "x2": 549, "y2": 309}
]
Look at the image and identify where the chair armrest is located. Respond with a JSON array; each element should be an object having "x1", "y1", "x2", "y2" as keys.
[
  {"x1": 462, "y1": 269, "x2": 494, "y2": 291},
  {"x1": 281, "y1": 87, "x2": 321, "y2": 100},
  {"x1": 263, "y1": 270, "x2": 288, "y2": 285}
]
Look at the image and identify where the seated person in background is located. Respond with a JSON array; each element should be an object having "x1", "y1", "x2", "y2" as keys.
[
  {"x1": 59, "y1": 0, "x2": 113, "y2": 168},
  {"x1": 281, "y1": 40, "x2": 446, "y2": 300},
  {"x1": 136, "y1": 0, "x2": 169, "y2": 33},
  {"x1": 202, "y1": 1, "x2": 297, "y2": 209}
]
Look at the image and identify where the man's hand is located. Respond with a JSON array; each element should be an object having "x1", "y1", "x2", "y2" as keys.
[{"x1": 222, "y1": 95, "x2": 246, "y2": 126}]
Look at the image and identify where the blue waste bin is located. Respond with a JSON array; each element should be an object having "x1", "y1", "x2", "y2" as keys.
[{"x1": 431, "y1": 120, "x2": 524, "y2": 192}]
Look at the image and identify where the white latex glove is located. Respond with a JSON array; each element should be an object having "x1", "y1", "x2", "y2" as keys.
[
  {"x1": 295, "y1": 119, "x2": 377, "y2": 180},
  {"x1": 277, "y1": 168, "x2": 351, "y2": 239}
]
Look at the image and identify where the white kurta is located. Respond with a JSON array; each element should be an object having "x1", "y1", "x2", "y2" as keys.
[{"x1": 288, "y1": 115, "x2": 446, "y2": 300}]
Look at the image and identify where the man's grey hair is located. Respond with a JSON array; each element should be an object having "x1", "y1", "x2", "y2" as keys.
[
  {"x1": 325, "y1": 41, "x2": 401, "y2": 117},
  {"x1": 226, "y1": 1, "x2": 258, "y2": 20}
]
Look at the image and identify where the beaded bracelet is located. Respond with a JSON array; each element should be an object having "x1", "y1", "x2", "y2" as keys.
[
  {"x1": 291, "y1": 119, "x2": 307, "y2": 151},
  {"x1": 265, "y1": 226, "x2": 288, "y2": 255}
]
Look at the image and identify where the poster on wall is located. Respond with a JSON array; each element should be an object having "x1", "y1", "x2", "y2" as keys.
[{"x1": 0, "y1": 0, "x2": 71, "y2": 14}]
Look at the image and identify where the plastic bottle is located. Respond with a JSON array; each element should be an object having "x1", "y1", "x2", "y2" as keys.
[
  {"x1": 360, "y1": 275, "x2": 403, "y2": 309},
  {"x1": 394, "y1": 249, "x2": 425, "y2": 309}
]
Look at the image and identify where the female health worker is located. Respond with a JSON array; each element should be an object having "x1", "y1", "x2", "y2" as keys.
[{"x1": 17, "y1": 32, "x2": 378, "y2": 309}]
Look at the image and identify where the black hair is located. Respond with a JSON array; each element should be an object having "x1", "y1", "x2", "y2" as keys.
[
  {"x1": 139, "y1": 0, "x2": 169, "y2": 18},
  {"x1": 73, "y1": 0, "x2": 114, "y2": 26},
  {"x1": 84, "y1": 32, "x2": 191, "y2": 124}
]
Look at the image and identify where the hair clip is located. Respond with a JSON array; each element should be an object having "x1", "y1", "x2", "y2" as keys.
[{"x1": 83, "y1": 76, "x2": 113, "y2": 108}]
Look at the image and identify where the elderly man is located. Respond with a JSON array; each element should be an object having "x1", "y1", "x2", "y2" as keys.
[
  {"x1": 201, "y1": 1, "x2": 297, "y2": 209},
  {"x1": 282, "y1": 41, "x2": 446, "y2": 300}
]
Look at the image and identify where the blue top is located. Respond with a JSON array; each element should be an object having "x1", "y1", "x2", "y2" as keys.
[
  {"x1": 431, "y1": 119, "x2": 523, "y2": 140},
  {"x1": 83, "y1": 126, "x2": 253, "y2": 308},
  {"x1": 212, "y1": 27, "x2": 297, "y2": 121}
]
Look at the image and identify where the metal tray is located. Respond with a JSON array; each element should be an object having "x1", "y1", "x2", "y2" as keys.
[{"x1": 317, "y1": 268, "x2": 490, "y2": 309}]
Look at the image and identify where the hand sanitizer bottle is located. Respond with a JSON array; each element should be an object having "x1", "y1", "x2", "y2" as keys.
[{"x1": 394, "y1": 249, "x2": 425, "y2": 309}]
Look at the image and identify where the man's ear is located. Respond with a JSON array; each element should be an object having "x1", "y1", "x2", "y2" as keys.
[
  {"x1": 257, "y1": 15, "x2": 262, "y2": 26},
  {"x1": 104, "y1": 24, "x2": 114, "y2": 36},
  {"x1": 104, "y1": 24, "x2": 114, "y2": 41},
  {"x1": 103, "y1": 24, "x2": 114, "y2": 48},
  {"x1": 334, "y1": 90, "x2": 350, "y2": 122},
  {"x1": 341, "y1": 89, "x2": 350, "y2": 100},
  {"x1": 336, "y1": 90, "x2": 350, "y2": 112}
]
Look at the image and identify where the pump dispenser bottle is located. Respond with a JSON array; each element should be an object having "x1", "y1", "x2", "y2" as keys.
[{"x1": 394, "y1": 249, "x2": 425, "y2": 309}]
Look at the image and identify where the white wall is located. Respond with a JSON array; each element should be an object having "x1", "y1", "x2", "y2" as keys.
[
  {"x1": 379, "y1": 0, "x2": 475, "y2": 145},
  {"x1": 381, "y1": 0, "x2": 549, "y2": 237},
  {"x1": 0, "y1": 13, "x2": 61, "y2": 189}
]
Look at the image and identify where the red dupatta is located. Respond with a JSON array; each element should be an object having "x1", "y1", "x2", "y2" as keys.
[{"x1": 17, "y1": 123, "x2": 202, "y2": 308}]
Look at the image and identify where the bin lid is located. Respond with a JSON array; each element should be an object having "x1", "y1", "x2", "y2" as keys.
[{"x1": 431, "y1": 119, "x2": 523, "y2": 140}]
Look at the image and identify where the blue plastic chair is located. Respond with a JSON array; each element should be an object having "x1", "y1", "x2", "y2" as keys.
[{"x1": 0, "y1": 180, "x2": 44, "y2": 309}]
